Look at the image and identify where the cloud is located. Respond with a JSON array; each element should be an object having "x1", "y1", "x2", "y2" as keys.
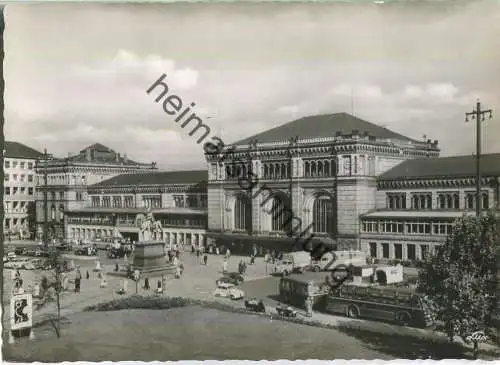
[{"x1": 5, "y1": 2, "x2": 500, "y2": 168}]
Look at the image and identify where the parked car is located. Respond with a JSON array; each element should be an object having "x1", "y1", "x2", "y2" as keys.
[
  {"x1": 108, "y1": 247, "x2": 126, "y2": 259},
  {"x1": 35, "y1": 249, "x2": 49, "y2": 257},
  {"x1": 14, "y1": 247, "x2": 25, "y2": 255},
  {"x1": 75, "y1": 246, "x2": 97, "y2": 256},
  {"x1": 244, "y1": 298, "x2": 266, "y2": 313},
  {"x1": 6, "y1": 252, "x2": 16, "y2": 261},
  {"x1": 216, "y1": 272, "x2": 244, "y2": 286},
  {"x1": 275, "y1": 304, "x2": 297, "y2": 317},
  {"x1": 56, "y1": 242, "x2": 71, "y2": 251},
  {"x1": 213, "y1": 282, "x2": 245, "y2": 300}
]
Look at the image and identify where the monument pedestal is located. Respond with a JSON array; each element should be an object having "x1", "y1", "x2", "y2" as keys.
[{"x1": 133, "y1": 241, "x2": 176, "y2": 276}]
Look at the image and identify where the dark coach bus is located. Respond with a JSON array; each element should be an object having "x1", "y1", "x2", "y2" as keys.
[
  {"x1": 325, "y1": 283, "x2": 435, "y2": 328},
  {"x1": 279, "y1": 273, "x2": 330, "y2": 311}
]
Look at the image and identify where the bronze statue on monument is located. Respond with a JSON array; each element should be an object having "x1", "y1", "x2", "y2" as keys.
[
  {"x1": 134, "y1": 210, "x2": 163, "y2": 242},
  {"x1": 132, "y1": 210, "x2": 174, "y2": 276}
]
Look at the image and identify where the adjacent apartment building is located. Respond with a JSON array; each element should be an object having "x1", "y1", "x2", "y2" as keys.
[
  {"x1": 3, "y1": 141, "x2": 44, "y2": 239},
  {"x1": 35, "y1": 143, "x2": 157, "y2": 240}
]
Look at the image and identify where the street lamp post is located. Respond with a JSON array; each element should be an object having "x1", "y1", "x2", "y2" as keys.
[{"x1": 465, "y1": 100, "x2": 493, "y2": 217}]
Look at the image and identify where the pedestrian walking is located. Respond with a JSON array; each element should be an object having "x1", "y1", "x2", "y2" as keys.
[
  {"x1": 203, "y1": 254, "x2": 208, "y2": 265},
  {"x1": 223, "y1": 259, "x2": 228, "y2": 274},
  {"x1": 115, "y1": 262, "x2": 119, "y2": 272},
  {"x1": 215, "y1": 246, "x2": 220, "y2": 255},
  {"x1": 144, "y1": 277, "x2": 150, "y2": 290},
  {"x1": 74, "y1": 266, "x2": 82, "y2": 293},
  {"x1": 226, "y1": 248, "x2": 231, "y2": 260},
  {"x1": 86, "y1": 270, "x2": 90, "y2": 279}
]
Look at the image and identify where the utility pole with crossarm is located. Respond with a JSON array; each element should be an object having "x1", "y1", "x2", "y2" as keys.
[{"x1": 465, "y1": 100, "x2": 493, "y2": 217}]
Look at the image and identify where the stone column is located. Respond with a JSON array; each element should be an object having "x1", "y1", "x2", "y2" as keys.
[{"x1": 389, "y1": 243, "x2": 395, "y2": 260}]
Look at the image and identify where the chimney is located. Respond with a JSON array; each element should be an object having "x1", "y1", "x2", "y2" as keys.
[{"x1": 86, "y1": 149, "x2": 91, "y2": 161}]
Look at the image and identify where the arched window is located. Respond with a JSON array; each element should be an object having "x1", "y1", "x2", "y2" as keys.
[
  {"x1": 482, "y1": 193, "x2": 489, "y2": 209},
  {"x1": 313, "y1": 196, "x2": 335, "y2": 234},
  {"x1": 59, "y1": 205, "x2": 64, "y2": 220},
  {"x1": 287, "y1": 162, "x2": 292, "y2": 178},
  {"x1": 453, "y1": 194, "x2": 459, "y2": 209},
  {"x1": 264, "y1": 164, "x2": 269, "y2": 179},
  {"x1": 439, "y1": 195, "x2": 446, "y2": 209},
  {"x1": 426, "y1": 195, "x2": 432, "y2": 209},
  {"x1": 234, "y1": 195, "x2": 252, "y2": 231},
  {"x1": 281, "y1": 163, "x2": 286, "y2": 178},
  {"x1": 324, "y1": 161, "x2": 330, "y2": 176},
  {"x1": 317, "y1": 161, "x2": 323, "y2": 177},
  {"x1": 413, "y1": 196, "x2": 419, "y2": 209},
  {"x1": 447, "y1": 195, "x2": 453, "y2": 209},
  {"x1": 270, "y1": 196, "x2": 289, "y2": 232},
  {"x1": 331, "y1": 160, "x2": 337, "y2": 176},
  {"x1": 269, "y1": 165, "x2": 275, "y2": 178},
  {"x1": 304, "y1": 161, "x2": 310, "y2": 177},
  {"x1": 311, "y1": 161, "x2": 317, "y2": 177},
  {"x1": 275, "y1": 164, "x2": 280, "y2": 178}
]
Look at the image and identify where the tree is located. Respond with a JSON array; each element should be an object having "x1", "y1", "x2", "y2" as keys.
[
  {"x1": 45, "y1": 246, "x2": 65, "y2": 338},
  {"x1": 418, "y1": 212, "x2": 497, "y2": 358}
]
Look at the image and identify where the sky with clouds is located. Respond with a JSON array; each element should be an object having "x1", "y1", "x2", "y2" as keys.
[{"x1": 4, "y1": 1, "x2": 500, "y2": 170}]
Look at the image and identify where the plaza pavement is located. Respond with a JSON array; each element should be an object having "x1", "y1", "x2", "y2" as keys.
[
  {"x1": 3, "y1": 251, "x2": 499, "y2": 356},
  {"x1": 3, "y1": 252, "x2": 272, "y2": 326}
]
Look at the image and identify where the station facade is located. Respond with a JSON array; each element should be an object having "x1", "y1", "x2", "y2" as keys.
[{"x1": 204, "y1": 112, "x2": 441, "y2": 256}]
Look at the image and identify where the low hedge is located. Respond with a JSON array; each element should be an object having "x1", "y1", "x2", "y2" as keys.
[{"x1": 84, "y1": 295, "x2": 195, "y2": 312}]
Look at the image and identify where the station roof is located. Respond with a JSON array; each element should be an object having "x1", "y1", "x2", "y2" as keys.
[
  {"x1": 4, "y1": 141, "x2": 44, "y2": 159},
  {"x1": 90, "y1": 170, "x2": 208, "y2": 188},
  {"x1": 379, "y1": 153, "x2": 500, "y2": 180},
  {"x1": 232, "y1": 112, "x2": 417, "y2": 146}
]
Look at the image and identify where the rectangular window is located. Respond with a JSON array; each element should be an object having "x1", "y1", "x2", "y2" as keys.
[
  {"x1": 124, "y1": 196, "x2": 134, "y2": 208},
  {"x1": 91, "y1": 196, "x2": 100, "y2": 207},
  {"x1": 28, "y1": 175, "x2": 33, "y2": 182},
  {"x1": 103, "y1": 196, "x2": 111, "y2": 208},
  {"x1": 407, "y1": 244, "x2": 416, "y2": 260},
  {"x1": 12, "y1": 161, "x2": 17, "y2": 168},
  {"x1": 4, "y1": 174, "x2": 8, "y2": 182},
  {"x1": 394, "y1": 244, "x2": 403, "y2": 259},
  {"x1": 28, "y1": 162, "x2": 33, "y2": 169},
  {"x1": 4, "y1": 160, "x2": 10, "y2": 168},
  {"x1": 20, "y1": 162, "x2": 25, "y2": 169},
  {"x1": 28, "y1": 187, "x2": 33, "y2": 195},
  {"x1": 382, "y1": 243, "x2": 389, "y2": 259},
  {"x1": 76, "y1": 192, "x2": 83, "y2": 201},
  {"x1": 369, "y1": 242, "x2": 377, "y2": 258},
  {"x1": 59, "y1": 192, "x2": 64, "y2": 200},
  {"x1": 173, "y1": 195, "x2": 185, "y2": 208}
]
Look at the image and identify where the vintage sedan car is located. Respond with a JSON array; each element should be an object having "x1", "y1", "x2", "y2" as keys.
[
  {"x1": 244, "y1": 298, "x2": 266, "y2": 313},
  {"x1": 216, "y1": 272, "x2": 244, "y2": 286},
  {"x1": 213, "y1": 282, "x2": 245, "y2": 300},
  {"x1": 275, "y1": 304, "x2": 298, "y2": 317}
]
